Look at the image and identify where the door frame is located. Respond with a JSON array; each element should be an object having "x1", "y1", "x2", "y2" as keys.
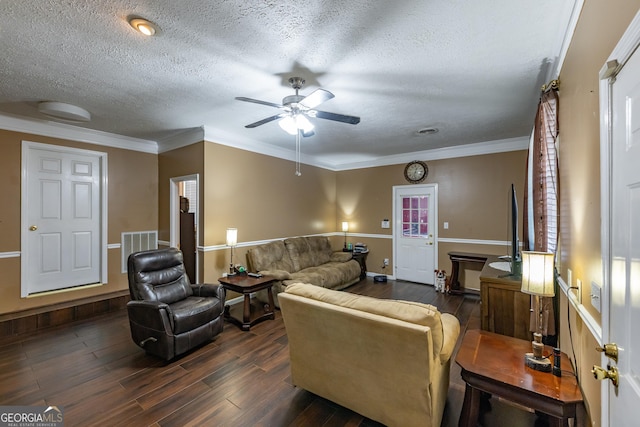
[
  {"x1": 598, "y1": 9, "x2": 640, "y2": 425},
  {"x1": 20, "y1": 141, "x2": 108, "y2": 296},
  {"x1": 170, "y1": 174, "x2": 200, "y2": 283},
  {"x1": 392, "y1": 183, "x2": 438, "y2": 283}
]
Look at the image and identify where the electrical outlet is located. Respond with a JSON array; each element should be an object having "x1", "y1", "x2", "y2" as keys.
[
  {"x1": 383, "y1": 258, "x2": 389, "y2": 266},
  {"x1": 576, "y1": 278, "x2": 582, "y2": 304},
  {"x1": 591, "y1": 281, "x2": 602, "y2": 313}
]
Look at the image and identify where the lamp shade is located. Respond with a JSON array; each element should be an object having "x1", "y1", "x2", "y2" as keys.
[
  {"x1": 341, "y1": 221, "x2": 349, "y2": 232},
  {"x1": 226, "y1": 228, "x2": 238, "y2": 246},
  {"x1": 520, "y1": 251, "x2": 555, "y2": 297}
]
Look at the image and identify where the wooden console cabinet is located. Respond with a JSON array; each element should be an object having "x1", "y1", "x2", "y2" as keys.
[{"x1": 480, "y1": 257, "x2": 532, "y2": 341}]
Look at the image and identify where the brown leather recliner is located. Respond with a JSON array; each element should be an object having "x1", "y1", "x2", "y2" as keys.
[{"x1": 127, "y1": 248, "x2": 225, "y2": 360}]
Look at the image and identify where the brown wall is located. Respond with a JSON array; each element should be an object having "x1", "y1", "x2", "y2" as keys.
[
  {"x1": 557, "y1": 1, "x2": 640, "y2": 425},
  {"x1": 336, "y1": 150, "x2": 527, "y2": 276},
  {"x1": 0, "y1": 129, "x2": 157, "y2": 314}
]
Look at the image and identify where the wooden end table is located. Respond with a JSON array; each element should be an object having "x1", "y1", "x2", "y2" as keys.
[
  {"x1": 218, "y1": 274, "x2": 276, "y2": 331},
  {"x1": 456, "y1": 329, "x2": 583, "y2": 427}
]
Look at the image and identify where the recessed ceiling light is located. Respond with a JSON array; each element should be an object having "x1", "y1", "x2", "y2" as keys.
[
  {"x1": 128, "y1": 17, "x2": 158, "y2": 36},
  {"x1": 417, "y1": 127, "x2": 439, "y2": 135},
  {"x1": 38, "y1": 101, "x2": 91, "y2": 122}
]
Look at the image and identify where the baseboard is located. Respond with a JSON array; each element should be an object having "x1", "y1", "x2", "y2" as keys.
[{"x1": 0, "y1": 290, "x2": 129, "y2": 338}]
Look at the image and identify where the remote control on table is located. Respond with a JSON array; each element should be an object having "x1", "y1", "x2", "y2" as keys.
[{"x1": 248, "y1": 272, "x2": 262, "y2": 278}]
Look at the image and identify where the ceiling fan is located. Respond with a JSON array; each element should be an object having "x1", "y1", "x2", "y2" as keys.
[{"x1": 235, "y1": 77, "x2": 360, "y2": 137}]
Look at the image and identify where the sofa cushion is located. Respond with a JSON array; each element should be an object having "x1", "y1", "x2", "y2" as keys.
[
  {"x1": 247, "y1": 240, "x2": 294, "y2": 272},
  {"x1": 305, "y1": 236, "x2": 333, "y2": 264},
  {"x1": 284, "y1": 237, "x2": 315, "y2": 271},
  {"x1": 285, "y1": 283, "x2": 444, "y2": 358}
]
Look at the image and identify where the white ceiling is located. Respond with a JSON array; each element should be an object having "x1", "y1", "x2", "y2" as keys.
[{"x1": 0, "y1": 1, "x2": 579, "y2": 170}]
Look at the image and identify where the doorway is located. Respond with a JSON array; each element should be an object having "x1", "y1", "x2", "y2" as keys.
[
  {"x1": 170, "y1": 175, "x2": 199, "y2": 283},
  {"x1": 393, "y1": 184, "x2": 438, "y2": 284}
]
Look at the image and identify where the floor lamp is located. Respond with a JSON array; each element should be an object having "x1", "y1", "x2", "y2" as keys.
[
  {"x1": 226, "y1": 228, "x2": 238, "y2": 275},
  {"x1": 520, "y1": 251, "x2": 555, "y2": 372}
]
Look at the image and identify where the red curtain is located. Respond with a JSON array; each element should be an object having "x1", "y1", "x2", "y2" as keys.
[{"x1": 525, "y1": 88, "x2": 559, "y2": 336}]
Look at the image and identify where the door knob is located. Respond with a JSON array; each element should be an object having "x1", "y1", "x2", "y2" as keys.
[
  {"x1": 596, "y1": 343, "x2": 618, "y2": 362},
  {"x1": 29, "y1": 225, "x2": 38, "y2": 231},
  {"x1": 592, "y1": 364, "x2": 619, "y2": 387}
]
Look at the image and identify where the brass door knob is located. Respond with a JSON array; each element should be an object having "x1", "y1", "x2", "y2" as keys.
[
  {"x1": 29, "y1": 225, "x2": 38, "y2": 231},
  {"x1": 592, "y1": 364, "x2": 619, "y2": 387},
  {"x1": 596, "y1": 343, "x2": 619, "y2": 362}
]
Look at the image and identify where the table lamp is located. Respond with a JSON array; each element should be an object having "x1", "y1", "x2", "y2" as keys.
[
  {"x1": 342, "y1": 221, "x2": 349, "y2": 250},
  {"x1": 520, "y1": 251, "x2": 555, "y2": 372},
  {"x1": 226, "y1": 228, "x2": 238, "y2": 275}
]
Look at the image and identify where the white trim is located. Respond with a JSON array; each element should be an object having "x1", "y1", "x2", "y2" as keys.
[
  {"x1": 335, "y1": 137, "x2": 530, "y2": 171},
  {"x1": 0, "y1": 251, "x2": 21, "y2": 258},
  {"x1": 0, "y1": 113, "x2": 157, "y2": 154},
  {"x1": 107, "y1": 243, "x2": 120, "y2": 250},
  {"x1": 548, "y1": 0, "x2": 585, "y2": 81},
  {"x1": 197, "y1": 234, "x2": 513, "y2": 252},
  {"x1": 598, "y1": 10, "x2": 640, "y2": 426},
  {"x1": 557, "y1": 275, "x2": 602, "y2": 343},
  {"x1": 20, "y1": 141, "x2": 109, "y2": 297},
  {"x1": 157, "y1": 127, "x2": 205, "y2": 153}
]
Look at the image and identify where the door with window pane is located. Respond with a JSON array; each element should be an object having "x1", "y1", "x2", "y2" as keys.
[{"x1": 394, "y1": 185, "x2": 437, "y2": 284}]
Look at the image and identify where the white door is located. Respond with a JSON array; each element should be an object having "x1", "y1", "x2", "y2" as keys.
[
  {"x1": 393, "y1": 185, "x2": 437, "y2": 284},
  {"x1": 22, "y1": 144, "x2": 101, "y2": 295},
  {"x1": 607, "y1": 24, "x2": 640, "y2": 425}
]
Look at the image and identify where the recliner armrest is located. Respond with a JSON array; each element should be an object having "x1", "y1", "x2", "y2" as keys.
[
  {"x1": 191, "y1": 283, "x2": 225, "y2": 300},
  {"x1": 127, "y1": 300, "x2": 172, "y2": 331}
]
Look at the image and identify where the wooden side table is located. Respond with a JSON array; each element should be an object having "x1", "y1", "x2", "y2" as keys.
[
  {"x1": 447, "y1": 251, "x2": 488, "y2": 294},
  {"x1": 218, "y1": 274, "x2": 276, "y2": 331},
  {"x1": 351, "y1": 251, "x2": 368, "y2": 280},
  {"x1": 456, "y1": 329, "x2": 583, "y2": 427}
]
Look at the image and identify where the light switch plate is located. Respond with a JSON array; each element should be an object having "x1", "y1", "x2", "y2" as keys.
[
  {"x1": 381, "y1": 219, "x2": 390, "y2": 229},
  {"x1": 591, "y1": 281, "x2": 602, "y2": 313}
]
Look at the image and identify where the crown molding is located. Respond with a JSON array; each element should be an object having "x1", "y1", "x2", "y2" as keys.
[
  {"x1": 1, "y1": 114, "x2": 528, "y2": 169},
  {"x1": 0, "y1": 113, "x2": 157, "y2": 153}
]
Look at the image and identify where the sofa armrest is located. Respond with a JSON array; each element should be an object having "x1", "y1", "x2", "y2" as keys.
[
  {"x1": 191, "y1": 283, "x2": 225, "y2": 300},
  {"x1": 439, "y1": 313, "x2": 461, "y2": 363},
  {"x1": 330, "y1": 251, "x2": 352, "y2": 262},
  {"x1": 258, "y1": 269, "x2": 292, "y2": 280}
]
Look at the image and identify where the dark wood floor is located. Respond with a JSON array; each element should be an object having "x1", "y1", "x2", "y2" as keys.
[{"x1": 0, "y1": 278, "x2": 542, "y2": 426}]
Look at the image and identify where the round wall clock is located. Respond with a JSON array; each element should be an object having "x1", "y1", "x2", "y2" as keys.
[{"x1": 404, "y1": 160, "x2": 428, "y2": 183}]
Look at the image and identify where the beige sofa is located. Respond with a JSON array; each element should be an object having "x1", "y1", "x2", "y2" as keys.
[
  {"x1": 246, "y1": 236, "x2": 361, "y2": 307},
  {"x1": 279, "y1": 283, "x2": 460, "y2": 427}
]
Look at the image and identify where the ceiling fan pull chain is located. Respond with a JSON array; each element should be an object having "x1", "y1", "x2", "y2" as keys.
[{"x1": 295, "y1": 129, "x2": 302, "y2": 176}]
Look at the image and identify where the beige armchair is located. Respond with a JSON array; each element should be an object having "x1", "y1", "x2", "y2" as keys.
[{"x1": 279, "y1": 283, "x2": 460, "y2": 427}]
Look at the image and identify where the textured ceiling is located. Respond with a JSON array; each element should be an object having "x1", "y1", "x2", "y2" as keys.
[{"x1": 0, "y1": 1, "x2": 577, "y2": 169}]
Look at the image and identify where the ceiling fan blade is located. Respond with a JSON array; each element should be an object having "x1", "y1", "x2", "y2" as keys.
[
  {"x1": 245, "y1": 113, "x2": 287, "y2": 128},
  {"x1": 235, "y1": 97, "x2": 283, "y2": 109},
  {"x1": 313, "y1": 110, "x2": 361, "y2": 125},
  {"x1": 299, "y1": 89, "x2": 334, "y2": 109}
]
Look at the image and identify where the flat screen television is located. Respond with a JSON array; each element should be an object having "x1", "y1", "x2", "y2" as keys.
[{"x1": 509, "y1": 183, "x2": 522, "y2": 277}]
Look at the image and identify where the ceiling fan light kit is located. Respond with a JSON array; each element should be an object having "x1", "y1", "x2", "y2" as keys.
[{"x1": 236, "y1": 76, "x2": 361, "y2": 176}]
